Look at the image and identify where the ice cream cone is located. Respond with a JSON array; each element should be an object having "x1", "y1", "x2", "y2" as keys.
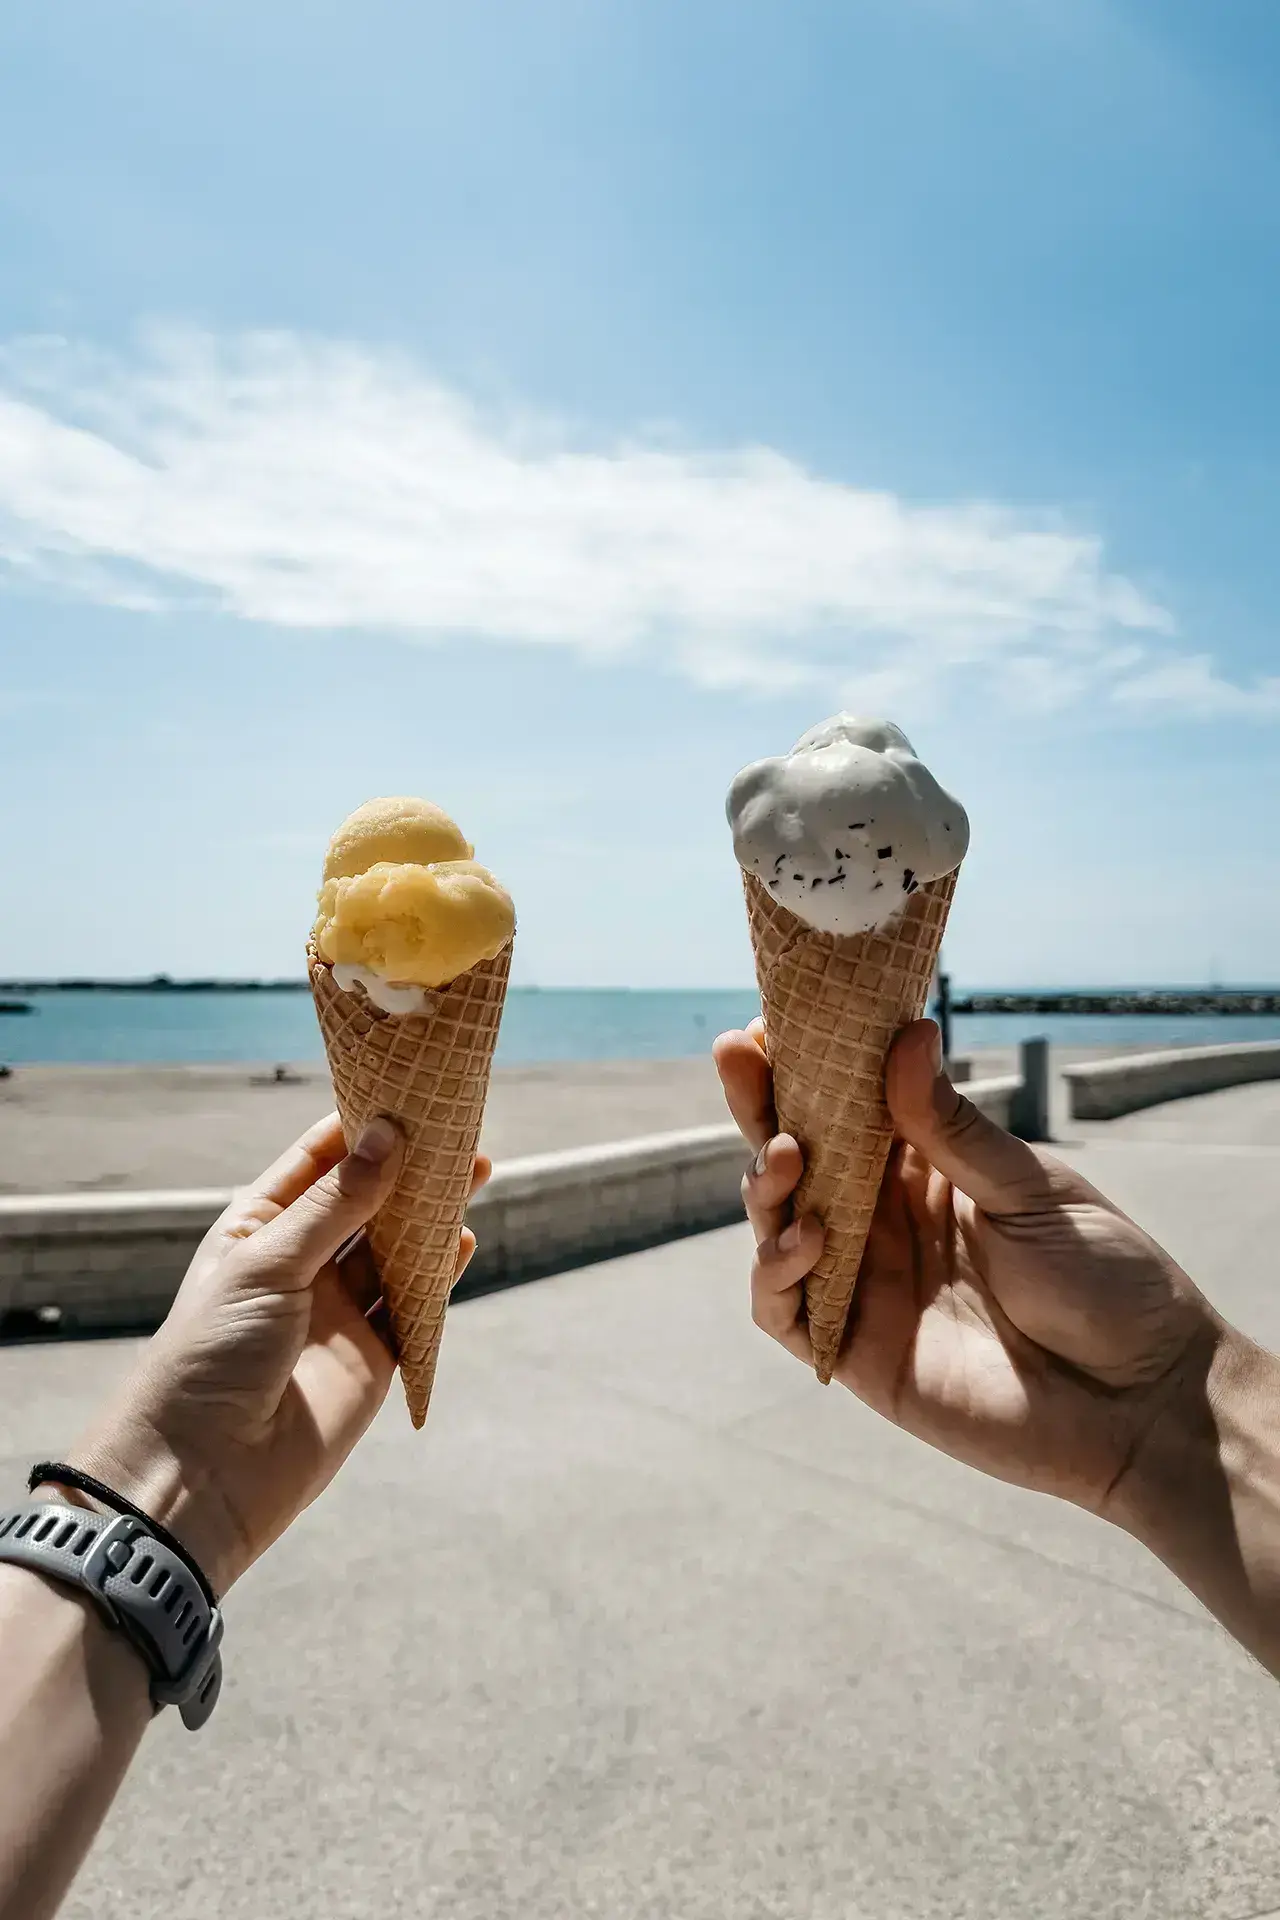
[
  {"x1": 308, "y1": 938, "x2": 512, "y2": 1427},
  {"x1": 742, "y1": 867, "x2": 956, "y2": 1383}
]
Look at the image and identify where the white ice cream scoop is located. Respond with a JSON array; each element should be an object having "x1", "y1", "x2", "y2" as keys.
[{"x1": 727, "y1": 714, "x2": 969, "y2": 937}]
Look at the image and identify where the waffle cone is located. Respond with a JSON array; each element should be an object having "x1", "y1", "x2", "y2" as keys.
[
  {"x1": 743, "y1": 869, "x2": 957, "y2": 1383},
  {"x1": 307, "y1": 940, "x2": 512, "y2": 1427}
]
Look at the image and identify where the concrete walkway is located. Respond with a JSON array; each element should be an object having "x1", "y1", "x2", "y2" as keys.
[{"x1": 4, "y1": 1083, "x2": 1280, "y2": 1918}]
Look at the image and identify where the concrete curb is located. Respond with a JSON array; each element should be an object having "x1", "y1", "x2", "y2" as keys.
[
  {"x1": 0, "y1": 1073, "x2": 1025, "y2": 1336},
  {"x1": 1061, "y1": 1040, "x2": 1280, "y2": 1122}
]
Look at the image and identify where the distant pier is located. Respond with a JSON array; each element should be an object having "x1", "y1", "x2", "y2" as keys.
[
  {"x1": 0, "y1": 977, "x2": 308, "y2": 993},
  {"x1": 952, "y1": 991, "x2": 1280, "y2": 1016}
]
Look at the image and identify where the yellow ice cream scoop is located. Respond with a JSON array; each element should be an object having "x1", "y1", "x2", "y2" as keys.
[
  {"x1": 314, "y1": 859, "x2": 514, "y2": 989},
  {"x1": 315, "y1": 796, "x2": 513, "y2": 993},
  {"x1": 321, "y1": 796, "x2": 473, "y2": 883}
]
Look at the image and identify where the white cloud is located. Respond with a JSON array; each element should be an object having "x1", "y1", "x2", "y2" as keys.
[
  {"x1": 0, "y1": 325, "x2": 1270, "y2": 717},
  {"x1": 1109, "y1": 652, "x2": 1280, "y2": 717}
]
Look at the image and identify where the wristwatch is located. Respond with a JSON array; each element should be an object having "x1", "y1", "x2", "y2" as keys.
[{"x1": 0, "y1": 1501, "x2": 223, "y2": 1729}]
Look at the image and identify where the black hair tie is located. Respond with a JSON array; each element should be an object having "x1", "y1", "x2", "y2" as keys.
[{"x1": 28, "y1": 1461, "x2": 219, "y2": 1609}]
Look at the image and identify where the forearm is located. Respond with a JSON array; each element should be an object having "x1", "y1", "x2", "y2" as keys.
[
  {"x1": 1116, "y1": 1330, "x2": 1280, "y2": 1677},
  {"x1": 0, "y1": 1563, "x2": 151, "y2": 1920}
]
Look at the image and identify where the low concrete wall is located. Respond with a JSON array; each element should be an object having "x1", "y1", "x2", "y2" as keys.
[
  {"x1": 0, "y1": 1128, "x2": 752, "y2": 1335},
  {"x1": 462, "y1": 1125, "x2": 748, "y2": 1296},
  {"x1": 0, "y1": 1072, "x2": 1027, "y2": 1336},
  {"x1": 1061, "y1": 1040, "x2": 1280, "y2": 1122},
  {"x1": 945, "y1": 1047, "x2": 1046, "y2": 1142},
  {"x1": 0, "y1": 1190, "x2": 226, "y2": 1333},
  {"x1": 967, "y1": 1075, "x2": 1021, "y2": 1135}
]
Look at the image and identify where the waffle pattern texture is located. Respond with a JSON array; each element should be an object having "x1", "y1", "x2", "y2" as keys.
[
  {"x1": 308, "y1": 939, "x2": 512, "y2": 1426},
  {"x1": 743, "y1": 868, "x2": 956, "y2": 1383}
]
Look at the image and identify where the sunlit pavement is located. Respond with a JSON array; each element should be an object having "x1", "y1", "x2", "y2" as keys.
[{"x1": 5, "y1": 1081, "x2": 1280, "y2": 1919}]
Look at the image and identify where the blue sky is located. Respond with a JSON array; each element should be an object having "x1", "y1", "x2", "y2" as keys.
[{"x1": 2, "y1": 0, "x2": 1278, "y2": 986}]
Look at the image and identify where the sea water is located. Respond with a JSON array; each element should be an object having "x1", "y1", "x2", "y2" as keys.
[{"x1": 2, "y1": 988, "x2": 1279, "y2": 1066}]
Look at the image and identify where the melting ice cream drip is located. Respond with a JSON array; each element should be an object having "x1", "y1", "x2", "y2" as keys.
[{"x1": 331, "y1": 965, "x2": 437, "y2": 1016}]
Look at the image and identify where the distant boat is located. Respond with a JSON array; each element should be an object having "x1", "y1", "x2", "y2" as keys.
[{"x1": 0, "y1": 1000, "x2": 33, "y2": 1015}]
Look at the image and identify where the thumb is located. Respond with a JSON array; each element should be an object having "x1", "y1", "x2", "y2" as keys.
[
  {"x1": 240, "y1": 1117, "x2": 405, "y2": 1280},
  {"x1": 885, "y1": 1021, "x2": 1051, "y2": 1217}
]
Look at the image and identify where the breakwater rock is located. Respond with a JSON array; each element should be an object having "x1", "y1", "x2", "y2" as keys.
[{"x1": 953, "y1": 991, "x2": 1280, "y2": 1016}]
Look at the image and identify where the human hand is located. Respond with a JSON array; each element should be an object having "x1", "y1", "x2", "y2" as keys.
[
  {"x1": 49, "y1": 1113, "x2": 490, "y2": 1592},
  {"x1": 713, "y1": 1017, "x2": 1224, "y2": 1519}
]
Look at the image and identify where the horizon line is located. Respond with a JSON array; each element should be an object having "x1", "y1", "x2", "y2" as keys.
[{"x1": 3, "y1": 978, "x2": 1280, "y2": 997}]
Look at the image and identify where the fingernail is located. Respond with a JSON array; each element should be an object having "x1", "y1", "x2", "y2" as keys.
[
  {"x1": 778, "y1": 1219, "x2": 801, "y2": 1253},
  {"x1": 754, "y1": 1142, "x2": 770, "y2": 1177},
  {"x1": 353, "y1": 1116, "x2": 398, "y2": 1164},
  {"x1": 927, "y1": 1023, "x2": 944, "y2": 1075}
]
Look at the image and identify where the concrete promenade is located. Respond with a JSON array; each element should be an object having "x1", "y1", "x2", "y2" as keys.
[
  {"x1": 4, "y1": 1080, "x2": 1280, "y2": 1917},
  {"x1": 0, "y1": 1058, "x2": 735, "y2": 1195},
  {"x1": 0, "y1": 1045, "x2": 1112, "y2": 1195}
]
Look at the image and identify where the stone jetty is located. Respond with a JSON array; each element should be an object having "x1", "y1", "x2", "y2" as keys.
[{"x1": 953, "y1": 990, "x2": 1280, "y2": 1015}]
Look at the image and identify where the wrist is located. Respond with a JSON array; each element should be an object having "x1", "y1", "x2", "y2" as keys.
[
  {"x1": 1110, "y1": 1324, "x2": 1280, "y2": 1668},
  {"x1": 0, "y1": 1556, "x2": 150, "y2": 1709},
  {"x1": 1110, "y1": 1325, "x2": 1274, "y2": 1536},
  {"x1": 45, "y1": 1411, "x2": 248, "y2": 1598}
]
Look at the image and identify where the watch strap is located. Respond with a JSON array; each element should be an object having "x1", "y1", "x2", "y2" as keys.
[{"x1": 0, "y1": 1502, "x2": 223, "y2": 1730}]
